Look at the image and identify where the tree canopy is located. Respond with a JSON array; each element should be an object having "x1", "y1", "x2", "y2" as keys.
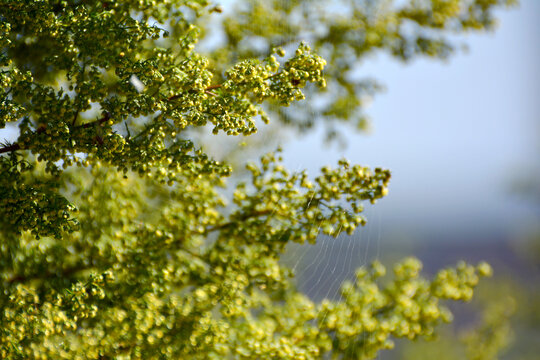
[{"x1": 0, "y1": 0, "x2": 514, "y2": 358}]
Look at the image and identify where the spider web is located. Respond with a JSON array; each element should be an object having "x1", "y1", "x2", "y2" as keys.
[
  {"x1": 283, "y1": 205, "x2": 383, "y2": 303},
  {"x1": 216, "y1": 1, "x2": 388, "y2": 356},
  {"x1": 281, "y1": 204, "x2": 384, "y2": 360}
]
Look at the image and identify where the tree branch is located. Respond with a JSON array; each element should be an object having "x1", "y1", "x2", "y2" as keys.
[
  {"x1": 0, "y1": 81, "x2": 229, "y2": 156},
  {"x1": 5, "y1": 263, "x2": 90, "y2": 285},
  {"x1": 0, "y1": 112, "x2": 111, "y2": 155},
  {"x1": 202, "y1": 209, "x2": 274, "y2": 235},
  {"x1": 0, "y1": 142, "x2": 20, "y2": 154}
]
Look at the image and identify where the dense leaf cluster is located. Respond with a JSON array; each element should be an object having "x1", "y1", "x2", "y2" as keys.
[{"x1": 0, "y1": 0, "x2": 514, "y2": 359}]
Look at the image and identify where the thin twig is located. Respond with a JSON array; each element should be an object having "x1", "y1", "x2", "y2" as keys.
[
  {"x1": 201, "y1": 209, "x2": 274, "y2": 235},
  {"x1": 0, "y1": 75, "x2": 259, "y2": 155}
]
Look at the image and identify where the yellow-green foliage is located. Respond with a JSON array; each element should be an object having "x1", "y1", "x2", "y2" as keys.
[
  {"x1": 0, "y1": 0, "x2": 515, "y2": 358},
  {"x1": 212, "y1": 0, "x2": 517, "y2": 136}
]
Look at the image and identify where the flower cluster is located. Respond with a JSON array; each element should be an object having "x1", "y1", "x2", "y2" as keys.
[{"x1": 0, "y1": 0, "x2": 511, "y2": 359}]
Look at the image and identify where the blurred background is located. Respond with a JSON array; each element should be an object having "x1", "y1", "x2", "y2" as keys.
[
  {"x1": 282, "y1": 0, "x2": 539, "y2": 245},
  {"x1": 190, "y1": 0, "x2": 539, "y2": 357},
  {"x1": 277, "y1": 1, "x2": 540, "y2": 358},
  {"x1": 201, "y1": 0, "x2": 540, "y2": 357}
]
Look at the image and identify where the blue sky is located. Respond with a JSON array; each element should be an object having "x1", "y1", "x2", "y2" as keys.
[{"x1": 281, "y1": 0, "x2": 539, "y2": 240}]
